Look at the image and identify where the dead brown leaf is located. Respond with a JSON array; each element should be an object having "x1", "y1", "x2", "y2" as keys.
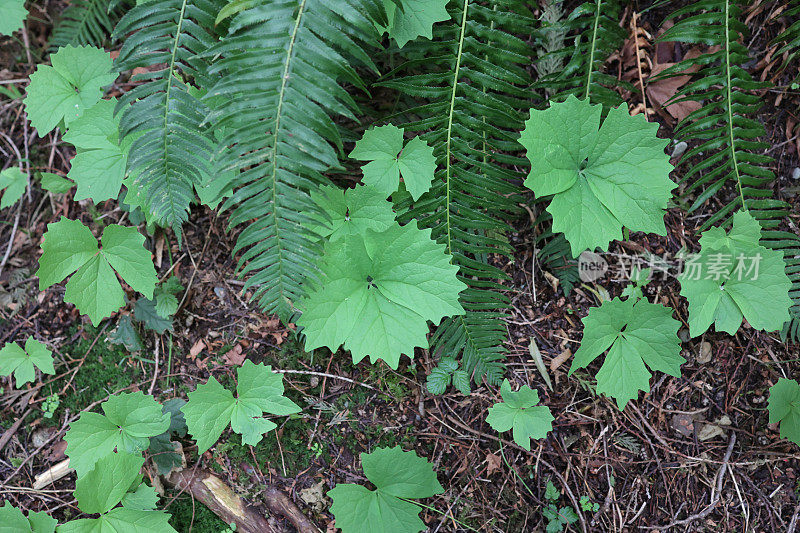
[
  {"x1": 646, "y1": 60, "x2": 701, "y2": 123},
  {"x1": 485, "y1": 452, "x2": 502, "y2": 476},
  {"x1": 189, "y1": 339, "x2": 205, "y2": 359},
  {"x1": 224, "y1": 344, "x2": 246, "y2": 366},
  {"x1": 550, "y1": 349, "x2": 572, "y2": 372}
]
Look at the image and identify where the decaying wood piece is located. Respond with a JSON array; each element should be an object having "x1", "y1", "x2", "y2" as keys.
[
  {"x1": 165, "y1": 468, "x2": 320, "y2": 533},
  {"x1": 261, "y1": 483, "x2": 320, "y2": 533},
  {"x1": 33, "y1": 458, "x2": 73, "y2": 489}
]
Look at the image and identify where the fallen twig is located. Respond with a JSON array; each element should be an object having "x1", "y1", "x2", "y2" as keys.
[{"x1": 165, "y1": 468, "x2": 319, "y2": 533}]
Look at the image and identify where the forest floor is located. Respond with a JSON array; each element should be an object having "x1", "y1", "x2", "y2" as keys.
[{"x1": 1, "y1": 1, "x2": 800, "y2": 532}]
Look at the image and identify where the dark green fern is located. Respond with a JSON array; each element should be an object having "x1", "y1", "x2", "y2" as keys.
[
  {"x1": 50, "y1": 0, "x2": 130, "y2": 49},
  {"x1": 533, "y1": 0, "x2": 626, "y2": 107},
  {"x1": 655, "y1": 0, "x2": 800, "y2": 339},
  {"x1": 205, "y1": 0, "x2": 383, "y2": 322},
  {"x1": 772, "y1": 0, "x2": 800, "y2": 82},
  {"x1": 379, "y1": 0, "x2": 534, "y2": 385},
  {"x1": 112, "y1": 0, "x2": 222, "y2": 234},
  {"x1": 770, "y1": 0, "x2": 800, "y2": 340}
]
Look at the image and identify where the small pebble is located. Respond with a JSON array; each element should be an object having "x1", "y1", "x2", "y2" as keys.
[{"x1": 671, "y1": 141, "x2": 688, "y2": 161}]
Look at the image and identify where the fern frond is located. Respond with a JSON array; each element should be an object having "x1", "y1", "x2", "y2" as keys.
[
  {"x1": 656, "y1": 0, "x2": 780, "y2": 229},
  {"x1": 534, "y1": 212, "x2": 579, "y2": 295},
  {"x1": 205, "y1": 0, "x2": 382, "y2": 321},
  {"x1": 656, "y1": 0, "x2": 800, "y2": 339},
  {"x1": 533, "y1": 0, "x2": 627, "y2": 107},
  {"x1": 51, "y1": 0, "x2": 130, "y2": 49},
  {"x1": 112, "y1": 0, "x2": 221, "y2": 234},
  {"x1": 379, "y1": 0, "x2": 534, "y2": 385},
  {"x1": 762, "y1": 230, "x2": 800, "y2": 343},
  {"x1": 772, "y1": 0, "x2": 800, "y2": 80}
]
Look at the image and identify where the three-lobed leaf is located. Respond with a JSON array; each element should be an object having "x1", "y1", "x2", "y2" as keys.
[
  {"x1": 678, "y1": 210, "x2": 793, "y2": 337},
  {"x1": 0, "y1": 167, "x2": 26, "y2": 209},
  {"x1": 182, "y1": 360, "x2": 301, "y2": 453},
  {"x1": 768, "y1": 378, "x2": 800, "y2": 445},
  {"x1": 308, "y1": 184, "x2": 396, "y2": 242},
  {"x1": 297, "y1": 222, "x2": 466, "y2": 369},
  {"x1": 328, "y1": 446, "x2": 443, "y2": 533},
  {"x1": 65, "y1": 391, "x2": 170, "y2": 476},
  {"x1": 24, "y1": 45, "x2": 117, "y2": 135},
  {"x1": 519, "y1": 95, "x2": 674, "y2": 257},
  {"x1": 0, "y1": 336, "x2": 55, "y2": 387},
  {"x1": 37, "y1": 217, "x2": 158, "y2": 326},
  {"x1": 349, "y1": 125, "x2": 436, "y2": 200},
  {"x1": 486, "y1": 379, "x2": 554, "y2": 450},
  {"x1": 569, "y1": 296, "x2": 684, "y2": 410},
  {"x1": 426, "y1": 356, "x2": 470, "y2": 395}
]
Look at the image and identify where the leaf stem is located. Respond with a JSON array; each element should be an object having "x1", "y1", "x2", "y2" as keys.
[
  {"x1": 399, "y1": 498, "x2": 481, "y2": 532},
  {"x1": 444, "y1": 0, "x2": 470, "y2": 257},
  {"x1": 583, "y1": 0, "x2": 602, "y2": 100},
  {"x1": 499, "y1": 441, "x2": 535, "y2": 497},
  {"x1": 723, "y1": 0, "x2": 747, "y2": 214}
]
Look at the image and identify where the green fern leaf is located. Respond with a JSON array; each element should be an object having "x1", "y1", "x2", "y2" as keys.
[
  {"x1": 204, "y1": 0, "x2": 383, "y2": 321},
  {"x1": 112, "y1": 0, "x2": 222, "y2": 234},
  {"x1": 771, "y1": 0, "x2": 800, "y2": 81},
  {"x1": 50, "y1": 0, "x2": 130, "y2": 49},
  {"x1": 533, "y1": 0, "x2": 627, "y2": 106},
  {"x1": 379, "y1": 0, "x2": 534, "y2": 385}
]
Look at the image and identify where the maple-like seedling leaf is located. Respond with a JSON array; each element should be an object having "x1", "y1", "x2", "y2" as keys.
[
  {"x1": 308, "y1": 184, "x2": 396, "y2": 242},
  {"x1": 182, "y1": 360, "x2": 301, "y2": 453},
  {"x1": 297, "y1": 223, "x2": 466, "y2": 369},
  {"x1": 486, "y1": 379, "x2": 554, "y2": 450},
  {"x1": 328, "y1": 446, "x2": 444, "y2": 533},
  {"x1": 349, "y1": 125, "x2": 436, "y2": 200},
  {"x1": 36, "y1": 217, "x2": 158, "y2": 326},
  {"x1": 768, "y1": 378, "x2": 800, "y2": 446},
  {"x1": 62, "y1": 99, "x2": 135, "y2": 203},
  {"x1": 569, "y1": 296, "x2": 684, "y2": 410},
  {"x1": 0, "y1": 337, "x2": 56, "y2": 387},
  {"x1": 378, "y1": 0, "x2": 450, "y2": 48},
  {"x1": 24, "y1": 45, "x2": 117, "y2": 135},
  {"x1": 0, "y1": 0, "x2": 27, "y2": 36},
  {"x1": 0, "y1": 336, "x2": 55, "y2": 387},
  {"x1": 519, "y1": 95, "x2": 675, "y2": 257},
  {"x1": 0, "y1": 501, "x2": 56, "y2": 533},
  {"x1": 74, "y1": 452, "x2": 145, "y2": 514},
  {"x1": 678, "y1": 210, "x2": 793, "y2": 337},
  {"x1": 0, "y1": 167, "x2": 27, "y2": 210},
  {"x1": 57, "y1": 507, "x2": 177, "y2": 533},
  {"x1": 64, "y1": 391, "x2": 170, "y2": 477}
]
